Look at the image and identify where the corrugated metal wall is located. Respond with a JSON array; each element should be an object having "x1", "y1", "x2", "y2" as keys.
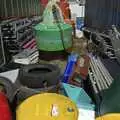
[
  {"x1": 85, "y1": 0, "x2": 120, "y2": 31},
  {"x1": 0, "y1": 0, "x2": 41, "y2": 19}
]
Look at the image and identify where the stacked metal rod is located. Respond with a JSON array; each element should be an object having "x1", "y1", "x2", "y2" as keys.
[{"x1": 89, "y1": 56, "x2": 114, "y2": 94}]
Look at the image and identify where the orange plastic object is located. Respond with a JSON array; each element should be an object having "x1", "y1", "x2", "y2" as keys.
[
  {"x1": 58, "y1": 0, "x2": 70, "y2": 19},
  {"x1": 58, "y1": 0, "x2": 75, "y2": 36}
]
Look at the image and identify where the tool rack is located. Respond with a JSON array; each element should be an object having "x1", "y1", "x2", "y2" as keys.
[{"x1": 0, "y1": 16, "x2": 42, "y2": 68}]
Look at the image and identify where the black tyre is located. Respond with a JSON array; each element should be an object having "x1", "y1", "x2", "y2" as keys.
[
  {"x1": 15, "y1": 84, "x2": 59, "y2": 103},
  {"x1": 17, "y1": 64, "x2": 61, "y2": 88},
  {"x1": 0, "y1": 76, "x2": 15, "y2": 102}
]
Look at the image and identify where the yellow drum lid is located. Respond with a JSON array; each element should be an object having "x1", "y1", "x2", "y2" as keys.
[
  {"x1": 96, "y1": 113, "x2": 120, "y2": 120},
  {"x1": 16, "y1": 93, "x2": 78, "y2": 120}
]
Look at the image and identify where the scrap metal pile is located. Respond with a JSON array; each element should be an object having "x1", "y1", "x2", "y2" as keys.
[
  {"x1": 84, "y1": 25, "x2": 120, "y2": 64},
  {"x1": 89, "y1": 56, "x2": 113, "y2": 97},
  {"x1": 1, "y1": 0, "x2": 120, "y2": 120}
]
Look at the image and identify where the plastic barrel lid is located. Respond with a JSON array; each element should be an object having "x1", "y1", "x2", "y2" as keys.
[{"x1": 16, "y1": 93, "x2": 78, "y2": 120}]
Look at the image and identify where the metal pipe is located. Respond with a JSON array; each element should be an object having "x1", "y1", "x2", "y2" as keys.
[
  {"x1": 97, "y1": 57, "x2": 113, "y2": 83},
  {"x1": 90, "y1": 56, "x2": 114, "y2": 93},
  {"x1": 90, "y1": 61, "x2": 103, "y2": 91},
  {"x1": 92, "y1": 58, "x2": 109, "y2": 88},
  {"x1": 91, "y1": 58, "x2": 107, "y2": 89},
  {"x1": 88, "y1": 71, "x2": 98, "y2": 93}
]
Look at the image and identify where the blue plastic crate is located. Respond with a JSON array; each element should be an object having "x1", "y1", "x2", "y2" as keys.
[
  {"x1": 63, "y1": 53, "x2": 78, "y2": 83},
  {"x1": 63, "y1": 75, "x2": 69, "y2": 83}
]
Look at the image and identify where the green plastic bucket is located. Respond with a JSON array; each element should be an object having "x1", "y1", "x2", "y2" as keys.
[{"x1": 34, "y1": 23, "x2": 72, "y2": 51}]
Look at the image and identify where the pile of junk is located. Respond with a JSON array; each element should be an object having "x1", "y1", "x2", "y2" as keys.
[{"x1": 0, "y1": 0, "x2": 120, "y2": 120}]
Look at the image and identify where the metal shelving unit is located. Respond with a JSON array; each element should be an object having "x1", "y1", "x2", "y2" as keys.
[
  {"x1": 0, "y1": 16, "x2": 41, "y2": 58},
  {"x1": 0, "y1": 24, "x2": 9, "y2": 67}
]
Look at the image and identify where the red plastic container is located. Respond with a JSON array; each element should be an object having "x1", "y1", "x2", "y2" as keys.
[
  {"x1": 0, "y1": 92, "x2": 12, "y2": 120},
  {"x1": 41, "y1": 0, "x2": 48, "y2": 8}
]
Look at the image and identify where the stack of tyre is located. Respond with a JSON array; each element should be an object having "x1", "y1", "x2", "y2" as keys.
[
  {"x1": 15, "y1": 64, "x2": 61, "y2": 102},
  {"x1": 0, "y1": 64, "x2": 61, "y2": 104}
]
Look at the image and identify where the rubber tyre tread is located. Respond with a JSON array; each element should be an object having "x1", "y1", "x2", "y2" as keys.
[
  {"x1": 18, "y1": 64, "x2": 60, "y2": 88},
  {"x1": 0, "y1": 76, "x2": 15, "y2": 102}
]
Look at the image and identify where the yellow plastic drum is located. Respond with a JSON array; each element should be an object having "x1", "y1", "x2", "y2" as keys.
[
  {"x1": 96, "y1": 114, "x2": 120, "y2": 120},
  {"x1": 16, "y1": 93, "x2": 78, "y2": 120}
]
